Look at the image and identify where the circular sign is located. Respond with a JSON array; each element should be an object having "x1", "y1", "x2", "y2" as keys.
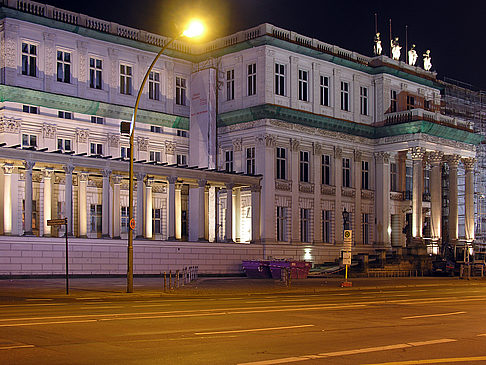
[
  {"x1": 344, "y1": 231, "x2": 351, "y2": 238},
  {"x1": 129, "y1": 218, "x2": 136, "y2": 230}
]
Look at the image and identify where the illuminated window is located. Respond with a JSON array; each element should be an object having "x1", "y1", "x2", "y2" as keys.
[
  {"x1": 22, "y1": 42, "x2": 37, "y2": 77},
  {"x1": 89, "y1": 57, "x2": 102, "y2": 89},
  {"x1": 57, "y1": 50, "x2": 71, "y2": 83}
]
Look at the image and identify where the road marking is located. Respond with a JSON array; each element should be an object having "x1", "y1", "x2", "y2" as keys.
[
  {"x1": 79, "y1": 306, "x2": 124, "y2": 310},
  {"x1": 132, "y1": 304, "x2": 171, "y2": 308},
  {"x1": 402, "y1": 311, "x2": 466, "y2": 320},
  {"x1": 478, "y1": 333, "x2": 486, "y2": 337},
  {"x1": 0, "y1": 345, "x2": 35, "y2": 350},
  {"x1": 25, "y1": 299, "x2": 53, "y2": 301},
  {"x1": 0, "y1": 319, "x2": 98, "y2": 327},
  {"x1": 244, "y1": 300, "x2": 277, "y2": 304},
  {"x1": 75, "y1": 297, "x2": 103, "y2": 300},
  {"x1": 237, "y1": 339, "x2": 456, "y2": 365},
  {"x1": 362, "y1": 356, "x2": 486, "y2": 364},
  {"x1": 195, "y1": 324, "x2": 315, "y2": 335}
]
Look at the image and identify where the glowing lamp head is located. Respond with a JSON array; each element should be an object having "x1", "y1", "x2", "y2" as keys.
[{"x1": 182, "y1": 20, "x2": 205, "y2": 38}]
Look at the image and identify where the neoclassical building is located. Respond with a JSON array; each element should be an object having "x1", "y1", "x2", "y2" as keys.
[{"x1": 0, "y1": 1, "x2": 481, "y2": 274}]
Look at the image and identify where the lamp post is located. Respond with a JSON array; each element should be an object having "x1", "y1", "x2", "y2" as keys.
[
  {"x1": 126, "y1": 20, "x2": 204, "y2": 293},
  {"x1": 342, "y1": 208, "x2": 350, "y2": 232}
]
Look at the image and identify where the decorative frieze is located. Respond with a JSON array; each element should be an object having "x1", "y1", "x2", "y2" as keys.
[
  {"x1": 137, "y1": 137, "x2": 149, "y2": 152},
  {"x1": 390, "y1": 191, "x2": 404, "y2": 201},
  {"x1": 42, "y1": 123, "x2": 57, "y2": 139},
  {"x1": 165, "y1": 141, "x2": 175, "y2": 155},
  {"x1": 361, "y1": 190, "x2": 374, "y2": 200},
  {"x1": 76, "y1": 128, "x2": 90, "y2": 143},
  {"x1": 0, "y1": 117, "x2": 21, "y2": 133},
  {"x1": 275, "y1": 180, "x2": 292, "y2": 191},
  {"x1": 107, "y1": 134, "x2": 120, "y2": 148},
  {"x1": 341, "y1": 187, "x2": 356, "y2": 198},
  {"x1": 321, "y1": 185, "x2": 336, "y2": 196}
]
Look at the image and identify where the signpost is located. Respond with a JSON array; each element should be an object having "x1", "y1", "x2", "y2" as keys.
[
  {"x1": 47, "y1": 218, "x2": 69, "y2": 294},
  {"x1": 342, "y1": 229, "x2": 353, "y2": 287}
]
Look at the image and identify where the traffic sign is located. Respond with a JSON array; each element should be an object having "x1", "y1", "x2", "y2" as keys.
[
  {"x1": 342, "y1": 251, "x2": 352, "y2": 265},
  {"x1": 129, "y1": 218, "x2": 136, "y2": 230},
  {"x1": 47, "y1": 218, "x2": 67, "y2": 226},
  {"x1": 343, "y1": 230, "x2": 352, "y2": 251}
]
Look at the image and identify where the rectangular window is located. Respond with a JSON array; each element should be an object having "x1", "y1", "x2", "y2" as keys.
[
  {"x1": 22, "y1": 134, "x2": 37, "y2": 147},
  {"x1": 57, "y1": 138, "x2": 71, "y2": 151},
  {"x1": 152, "y1": 208, "x2": 162, "y2": 234},
  {"x1": 91, "y1": 116, "x2": 104, "y2": 124},
  {"x1": 321, "y1": 154, "x2": 331, "y2": 185},
  {"x1": 246, "y1": 147, "x2": 255, "y2": 175},
  {"x1": 176, "y1": 76, "x2": 187, "y2": 105},
  {"x1": 298, "y1": 69, "x2": 309, "y2": 101},
  {"x1": 360, "y1": 86, "x2": 368, "y2": 115},
  {"x1": 391, "y1": 90, "x2": 397, "y2": 112},
  {"x1": 58, "y1": 111, "x2": 72, "y2": 119},
  {"x1": 148, "y1": 71, "x2": 160, "y2": 100},
  {"x1": 225, "y1": 150, "x2": 234, "y2": 172},
  {"x1": 23, "y1": 105, "x2": 39, "y2": 114},
  {"x1": 177, "y1": 154, "x2": 187, "y2": 166},
  {"x1": 341, "y1": 81, "x2": 350, "y2": 111},
  {"x1": 300, "y1": 208, "x2": 310, "y2": 243},
  {"x1": 89, "y1": 57, "x2": 102, "y2": 89},
  {"x1": 405, "y1": 166, "x2": 413, "y2": 200},
  {"x1": 424, "y1": 99, "x2": 431, "y2": 110},
  {"x1": 362, "y1": 213, "x2": 370, "y2": 244},
  {"x1": 90, "y1": 143, "x2": 103, "y2": 155},
  {"x1": 361, "y1": 160, "x2": 369, "y2": 190},
  {"x1": 342, "y1": 157, "x2": 351, "y2": 187},
  {"x1": 121, "y1": 207, "x2": 129, "y2": 234},
  {"x1": 149, "y1": 151, "x2": 161, "y2": 162},
  {"x1": 121, "y1": 146, "x2": 131, "y2": 159},
  {"x1": 276, "y1": 207, "x2": 288, "y2": 242},
  {"x1": 275, "y1": 63, "x2": 285, "y2": 96},
  {"x1": 299, "y1": 151, "x2": 310, "y2": 183},
  {"x1": 276, "y1": 147, "x2": 287, "y2": 180},
  {"x1": 21, "y1": 42, "x2": 37, "y2": 77},
  {"x1": 90, "y1": 204, "x2": 102, "y2": 234},
  {"x1": 424, "y1": 166, "x2": 430, "y2": 195},
  {"x1": 322, "y1": 210, "x2": 332, "y2": 243},
  {"x1": 390, "y1": 162, "x2": 398, "y2": 192},
  {"x1": 57, "y1": 50, "x2": 71, "y2": 83},
  {"x1": 120, "y1": 64, "x2": 132, "y2": 95},
  {"x1": 226, "y1": 69, "x2": 235, "y2": 101},
  {"x1": 176, "y1": 130, "x2": 188, "y2": 137},
  {"x1": 247, "y1": 63, "x2": 256, "y2": 96},
  {"x1": 150, "y1": 125, "x2": 162, "y2": 133},
  {"x1": 320, "y1": 76, "x2": 330, "y2": 106},
  {"x1": 407, "y1": 95, "x2": 415, "y2": 110}
]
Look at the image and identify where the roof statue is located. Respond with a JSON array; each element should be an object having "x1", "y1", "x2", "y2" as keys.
[
  {"x1": 391, "y1": 37, "x2": 401, "y2": 60},
  {"x1": 408, "y1": 44, "x2": 418, "y2": 66},
  {"x1": 374, "y1": 32, "x2": 382, "y2": 56},
  {"x1": 423, "y1": 50, "x2": 432, "y2": 71}
]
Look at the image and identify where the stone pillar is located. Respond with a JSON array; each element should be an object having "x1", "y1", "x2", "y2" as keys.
[
  {"x1": 136, "y1": 172, "x2": 145, "y2": 238},
  {"x1": 112, "y1": 175, "x2": 122, "y2": 239},
  {"x1": 43, "y1": 168, "x2": 54, "y2": 236},
  {"x1": 23, "y1": 160, "x2": 35, "y2": 235},
  {"x1": 233, "y1": 187, "x2": 241, "y2": 242},
  {"x1": 204, "y1": 187, "x2": 209, "y2": 240},
  {"x1": 398, "y1": 151, "x2": 407, "y2": 192},
  {"x1": 101, "y1": 169, "x2": 111, "y2": 238},
  {"x1": 225, "y1": 183, "x2": 234, "y2": 242},
  {"x1": 334, "y1": 146, "x2": 343, "y2": 244},
  {"x1": 374, "y1": 152, "x2": 390, "y2": 247},
  {"x1": 175, "y1": 183, "x2": 182, "y2": 240},
  {"x1": 429, "y1": 151, "x2": 443, "y2": 240},
  {"x1": 446, "y1": 155, "x2": 461, "y2": 241},
  {"x1": 78, "y1": 172, "x2": 89, "y2": 238},
  {"x1": 410, "y1": 147, "x2": 425, "y2": 238},
  {"x1": 313, "y1": 143, "x2": 322, "y2": 243},
  {"x1": 145, "y1": 177, "x2": 154, "y2": 239},
  {"x1": 251, "y1": 184, "x2": 261, "y2": 243},
  {"x1": 354, "y1": 150, "x2": 362, "y2": 244},
  {"x1": 290, "y1": 139, "x2": 300, "y2": 243},
  {"x1": 63, "y1": 164, "x2": 74, "y2": 236},
  {"x1": 198, "y1": 179, "x2": 206, "y2": 241},
  {"x1": 463, "y1": 157, "x2": 476, "y2": 241},
  {"x1": 2, "y1": 164, "x2": 14, "y2": 235},
  {"x1": 167, "y1": 176, "x2": 177, "y2": 240}
]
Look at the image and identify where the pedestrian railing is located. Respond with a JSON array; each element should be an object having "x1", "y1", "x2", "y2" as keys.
[
  {"x1": 163, "y1": 266, "x2": 198, "y2": 291},
  {"x1": 367, "y1": 269, "x2": 423, "y2": 278}
]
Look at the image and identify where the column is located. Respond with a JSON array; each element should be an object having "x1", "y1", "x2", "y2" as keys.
[
  {"x1": 2, "y1": 164, "x2": 14, "y2": 235},
  {"x1": 374, "y1": 152, "x2": 390, "y2": 247},
  {"x1": 429, "y1": 152, "x2": 443, "y2": 240},
  {"x1": 354, "y1": 150, "x2": 362, "y2": 244},
  {"x1": 63, "y1": 164, "x2": 74, "y2": 236},
  {"x1": 175, "y1": 183, "x2": 182, "y2": 240},
  {"x1": 313, "y1": 143, "x2": 322, "y2": 243},
  {"x1": 198, "y1": 179, "x2": 206, "y2": 241},
  {"x1": 23, "y1": 160, "x2": 35, "y2": 235},
  {"x1": 167, "y1": 176, "x2": 177, "y2": 240},
  {"x1": 251, "y1": 185, "x2": 261, "y2": 243},
  {"x1": 290, "y1": 139, "x2": 300, "y2": 243},
  {"x1": 446, "y1": 155, "x2": 461, "y2": 241},
  {"x1": 145, "y1": 177, "x2": 154, "y2": 239},
  {"x1": 225, "y1": 183, "x2": 234, "y2": 242},
  {"x1": 334, "y1": 146, "x2": 343, "y2": 244},
  {"x1": 101, "y1": 169, "x2": 111, "y2": 238},
  {"x1": 204, "y1": 186, "x2": 209, "y2": 240},
  {"x1": 136, "y1": 172, "x2": 145, "y2": 238},
  {"x1": 410, "y1": 147, "x2": 425, "y2": 238},
  {"x1": 463, "y1": 158, "x2": 476, "y2": 241},
  {"x1": 43, "y1": 168, "x2": 54, "y2": 236},
  {"x1": 112, "y1": 175, "x2": 122, "y2": 239},
  {"x1": 77, "y1": 172, "x2": 88, "y2": 237},
  {"x1": 233, "y1": 187, "x2": 241, "y2": 242}
]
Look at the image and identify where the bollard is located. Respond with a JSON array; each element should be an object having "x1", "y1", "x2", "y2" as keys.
[
  {"x1": 169, "y1": 270, "x2": 172, "y2": 290},
  {"x1": 176, "y1": 270, "x2": 180, "y2": 288},
  {"x1": 195, "y1": 266, "x2": 199, "y2": 280},
  {"x1": 164, "y1": 271, "x2": 167, "y2": 292}
]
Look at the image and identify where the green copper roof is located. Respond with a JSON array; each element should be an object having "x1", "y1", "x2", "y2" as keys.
[{"x1": 0, "y1": 85, "x2": 189, "y2": 129}]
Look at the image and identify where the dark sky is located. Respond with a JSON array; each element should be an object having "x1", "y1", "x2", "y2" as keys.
[{"x1": 42, "y1": 0, "x2": 485, "y2": 90}]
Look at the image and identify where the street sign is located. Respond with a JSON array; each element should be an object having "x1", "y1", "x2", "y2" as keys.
[
  {"x1": 129, "y1": 218, "x2": 136, "y2": 230},
  {"x1": 47, "y1": 218, "x2": 67, "y2": 226},
  {"x1": 343, "y1": 229, "x2": 352, "y2": 251},
  {"x1": 342, "y1": 251, "x2": 352, "y2": 265}
]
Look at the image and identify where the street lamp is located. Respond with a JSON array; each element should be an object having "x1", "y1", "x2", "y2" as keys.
[
  {"x1": 342, "y1": 208, "x2": 350, "y2": 231},
  {"x1": 126, "y1": 19, "x2": 205, "y2": 293}
]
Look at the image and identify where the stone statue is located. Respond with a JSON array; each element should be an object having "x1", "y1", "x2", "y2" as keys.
[
  {"x1": 408, "y1": 44, "x2": 418, "y2": 66},
  {"x1": 423, "y1": 50, "x2": 432, "y2": 71},
  {"x1": 391, "y1": 37, "x2": 401, "y2": 60},
  {"x1": 374, "y1": 32, "x2": 382, "y2": 55}
]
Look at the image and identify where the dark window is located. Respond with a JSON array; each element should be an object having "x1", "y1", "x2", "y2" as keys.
[
  {"x1": 300, "y1": 151, "x2": 310, "y2": 183},
  {"x1": 322, "y1": 154, "x2": 331, "y2": 185},
  {"x1": 320, "y1": 76, "x2": 330, "y2": 106},
  {"x1": 57, "y1": 50, "x2": 71, "y2": 83},
  {"x1": 22, "y1": 42, "x2": 37, "y2": 77},
  {"x1": 89, "y1": 58, "x2": 102, "y2": 89},
  {"x1": 361, "y1": 160, "x2": 369, "y2": 190},
  {"x1": 342, "y1": 157, "x2": 351, "y2": 187},
  {"x1": 247, "y1": 63, "x2": 256, "y2": 96},
  {"x1": 226, "y1": 69, "x2": 235, "y2": 101},
  {"x1": 276, "y1": 147, "x2": 286, "y2": 180},
  {"x1": 275, "y1": 63, "x2": 285, "y2": 96}
]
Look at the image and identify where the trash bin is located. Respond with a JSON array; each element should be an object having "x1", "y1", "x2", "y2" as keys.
[
  {"x1": 242, "y1": 260, "x2": 271, "y2": 278},
  {"x1": 290, "y1": 261, "x2": 311, "y2": 279},
  {"x1": 269, "y1": 261, "x2": 291, "y2": 279}
]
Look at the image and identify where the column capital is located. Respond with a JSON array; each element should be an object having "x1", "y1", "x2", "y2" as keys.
[
  {"x1": 427, "y1": 151, "x2": 444, "y2": 165},
  {"x1": 136, "y1": 172, "x2": 146, "y2": 181},
  {"x1": 102, "y1": 169, "x2": 112, "y2": 178},
  {"x1": 334, "y1": 146, "x2": 342, "y2": 159},
  {"x1": 313, "y1": 142, "x2": 322, "y2": 155},
  {"x1": 354, "y1": 149, "x2": 362, "y2": 162},
  {"x1": 289, "y1": 138, "x2": 300, "y2": 151},
  {"x1": 374, "y1": 151, "x2": 390, "y2": 164},
  {"x1": 63, "y1": 164, "x2": 75, "y2": 175},
  {"x1": 112, "y1": 175, "x2": 122, "y2": 185},
  {"x1": 43, "y1": 168, "x2": 54, "y2": 179},
  {"x1": 79, "y1": 171, "x2": 89, "y2": 181},
  {"x1": 256, "y1": 134, "x2": 277, "y2": 148},
  {"x1": 232, "y1": 138, "x2": 242, "y2": 152},
  {"x1": 444, "y1": 154, "x2": 461, "y2": 168},
  {"x1": 409, "y1": 147, "x2": 426, "y2": 160},
  {"x1": 146, "y1": 177, "x2": 155, "y2": 187},
  {"x1": 197, "y1": 179, "x2": 207, "y2": 188},
  {"x1": 2, "y1": 163, "x2": 14, "y2": 175},
  {"x1": 167, "y1": 176, "x2": 178, "y2": 184},
  {"x1": 226, "y1": 182, "x2": 235, "y2": 190},
  {"x1": 462, "y1": 157, "x2": 476, "y2": 171},
  {"x1": 23, "y1": 160, "x2": 35, "y2": 170},
  {"x1": 250, "y1": 184, "x2": 262, "y2": 193}
]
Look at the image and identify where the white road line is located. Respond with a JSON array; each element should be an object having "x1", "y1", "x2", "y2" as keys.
[
  {"x1": 79, "y1": 306, "x2": 124, "y2": 310},
  {"x1": 244, "y1": 300, "x2": 278, "y2": 304},
  {"x1": 132, "y1": 304, "x2": 171, "y2": 308},
  {"x1": 25, "y1": 299, "x2": 53, "y2": 301},
  {"x1": 402, "y1": 311, "x2": 466, "y2": 319},
  {"x1": 0, "y1": 345, "x2": 35, "y2": 350},
  {"x1": 0, "y1": 319, "x2": 98, "y2": 327},
  {"x1": 237, "y1": 338, "x2": 457, "y2": 365},
  {"x1": 478, "y1": 333, "x2": 486, "y2": 337},
  {"x1": 195, "y1": 324, "x2": 315, "y2": 335}
]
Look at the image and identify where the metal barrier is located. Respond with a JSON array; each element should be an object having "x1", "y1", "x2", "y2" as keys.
[
  {"x1": 163, "y1": 266, "x2": 198, "y2": 292},
  {"x1": 367, "y1": 270, "x2": 423, "y2": 278}
]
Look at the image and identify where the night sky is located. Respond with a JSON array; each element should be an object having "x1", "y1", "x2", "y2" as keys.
[{"x1": 41, "y1": 0, "x2": 485, "y2": 90}]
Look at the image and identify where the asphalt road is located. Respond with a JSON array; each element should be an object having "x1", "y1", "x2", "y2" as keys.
[{"x1": 1, "y1": 279, "x2": 486, "y2": 364}]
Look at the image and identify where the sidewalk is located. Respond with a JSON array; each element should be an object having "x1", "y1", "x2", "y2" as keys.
[{"x1": 1, "y1": 276, "x2": 485, "y2": 302}]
